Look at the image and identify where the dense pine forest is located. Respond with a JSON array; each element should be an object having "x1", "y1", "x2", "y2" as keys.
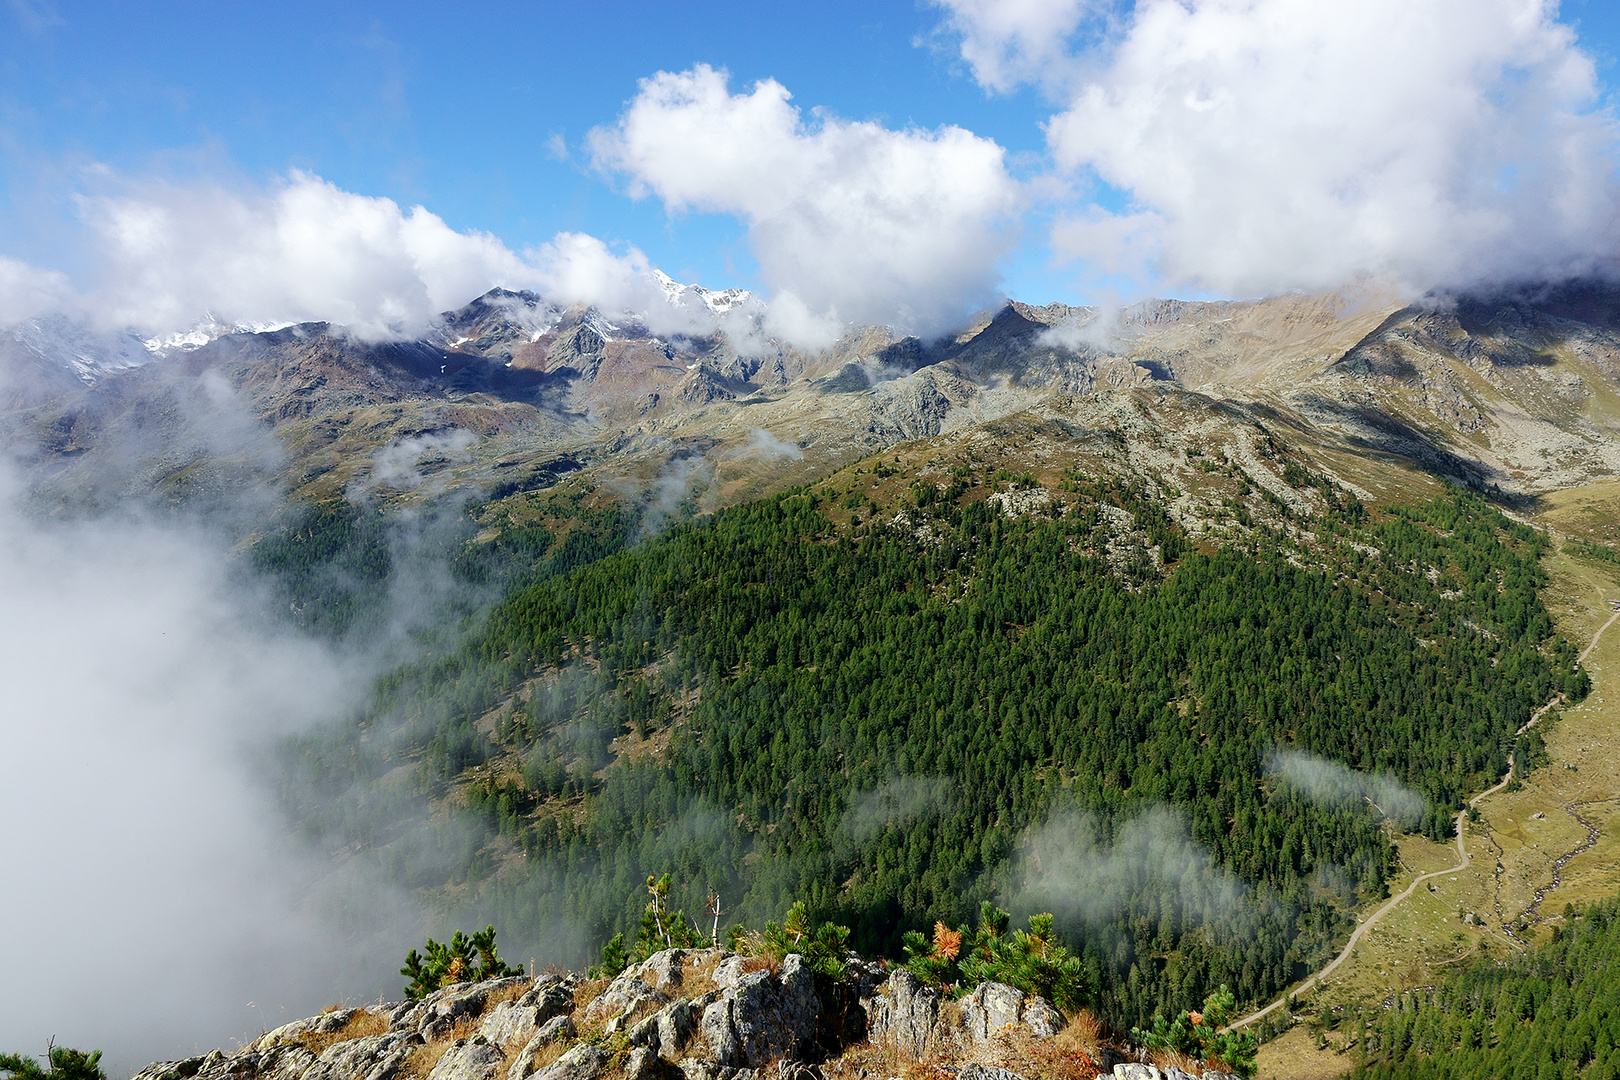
[
  {"x1": 280, "y1": 473, "x2": 1585, "y2": 1031},
  {"x1": 1352, "y1": 894, "x2": 1620, "y2": 1079}
]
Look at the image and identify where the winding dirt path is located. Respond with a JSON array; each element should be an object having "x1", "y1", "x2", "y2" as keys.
[{"x1": 1228, "y1": 604, "x2": 1620, "y2": 1031}]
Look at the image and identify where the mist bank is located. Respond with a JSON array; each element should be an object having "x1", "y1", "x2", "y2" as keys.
[{"x1": 0, "y1": 464, "x2": 424, "y2": 1074}]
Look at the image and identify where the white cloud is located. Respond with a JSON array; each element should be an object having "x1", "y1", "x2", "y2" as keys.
[
  {"x1": 4, "y1": 171, "x2": 786, "y2": 347},
  {"x1": 73, "y1": 171, "x2": 540, "y2": 339},
  {"x1": 929, "y1": 0, "x2": 1093, "y2": 94},
  {"x1": 941, "y1": 0, "x2": 1620, "y2": 299},
  {"x1": 0, "y1": 255, "x2": 73, "y2": 324},
  {"x1": 589, "y1": 64, "x2": 1023, "y2": 343}
]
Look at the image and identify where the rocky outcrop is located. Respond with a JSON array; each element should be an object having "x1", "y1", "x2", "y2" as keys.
[
  {"x1": 698, "y1": 954, "x2": 821, "y2": 1067},
  {"x1": 1111, "y1": 1065, "x2": 1244, "y2": 1080},
  {"x1": 959, "y1": 981, "x2": 1064, "y2": 1042},
  {"x1": 133, "y1": 953, "x2": 1244, "y2": 1080},
  {"x1": 864, "y1": 969, "x2": 941, "y2": 1057}
]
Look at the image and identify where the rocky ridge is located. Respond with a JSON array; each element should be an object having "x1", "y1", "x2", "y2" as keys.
[
  {"x1": 131, "y1": 951, "x2": 1244, "y2": 1080},
  {"x1": 17, "y1": 281, "x2": 1620, "y2": 525}
]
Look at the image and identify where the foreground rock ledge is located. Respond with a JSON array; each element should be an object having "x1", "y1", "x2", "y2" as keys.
[{"x1": 131, "y1": 949, "x2": 1244, "y2": 1080}]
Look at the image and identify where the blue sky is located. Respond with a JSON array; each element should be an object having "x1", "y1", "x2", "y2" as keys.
[
  {"x1": 0, "y1": 2, "x2": 1046, "y2": 290},
  {"x1": 3, "y1": 0, "x2": 1620, "y2": 334}
]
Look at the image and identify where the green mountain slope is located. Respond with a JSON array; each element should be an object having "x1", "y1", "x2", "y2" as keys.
[{"x1": 283, "y1": 475, "x2": 1585, "y2": 1031}]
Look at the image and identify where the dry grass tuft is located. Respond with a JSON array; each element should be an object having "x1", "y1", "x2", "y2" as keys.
[
  {"x1": 296, "y1": 1011, "x2": 389, "y2": 1055},
  {"x1": 399, "y1": 1017, "x2": 479, "y2": 1080},
  {"x1": 484, "y1": 980, "x2": 531, "y2": 1009}
]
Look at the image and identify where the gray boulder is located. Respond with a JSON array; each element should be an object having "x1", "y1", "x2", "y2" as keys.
[
  {"x1": 425, "y1": 1036, "x2": 504, "y2": 1080},
  {"x1": 626, "y1": 948, "x2": 687, "y2": 991},
  {"x1": 712, "y1": 955, "x2": 750, "y2": 989},
  {"x1": 864, "y1": 969, "x2": 940, "y2": 1058},
  {"x1": 393, "y1": 977, "x2": 529, "y2": 1038},
  {"x1": 628, "y1": 995, "x2": 713, "y2": 1063},
  {"x1": 699, "y1": 954, "x2": 822, "y2": 1067},
  {"x1": 304, "y1": 1034, "x2": 419, "y2": 1080},
  {"x1": 622, "y1": 1047, "x2": 660, "y2": 1080},
  {"x1": 505, "y1": 1018, "x2": 576, "y2": 1080},
  {"x1": 530, "y1": 1044, "x2": 609, "y2": 1080},
  {"x1": 962, "y1": 982, "x2": 1025, "y2": 1042},
  {"x1": 960, "y1": 981, "x2": 1064, "y2": 1043},
  {"x1": 255, "y1": 1011, "x2": 357, "y2": 1050},
  {"x1": 958, "y1": 1066, "x2": 1030, "y2": 1080},
  {"x1": 583, "y1": 974, "x2": 670, "y2": 1028},
  {"x1": 1114, "y1": 1065, "x2": 1164, "y2": 1080},
  {"x1": 478, "y1": 998, "x2": 561, "y2": 1050},
  {"x1": 675, "y1": 1063, "x2": 758, "y2": 1080}
]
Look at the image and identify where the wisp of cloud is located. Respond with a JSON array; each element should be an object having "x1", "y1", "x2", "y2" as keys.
[{"x1": 1265, "y1": 748, "x2": 1426, "y2": 831}]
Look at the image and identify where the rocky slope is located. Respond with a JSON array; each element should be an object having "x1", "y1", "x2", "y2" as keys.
[
  {"x1": 131, "y1": 951, "x2": 1239, "y2": 1080},
  {"x1": 12, "y1": 281, "x2": 1620, "y2": 530}
]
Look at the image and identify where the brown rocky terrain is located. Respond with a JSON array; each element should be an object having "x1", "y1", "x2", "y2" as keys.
[{"x1": 12, "y1": 281, "x2": 1620, "y2": 531}]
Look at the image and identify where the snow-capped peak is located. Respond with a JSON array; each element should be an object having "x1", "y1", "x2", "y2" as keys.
[
  {"x1": 143, "y1": 314, "x2": 295, "y2": 355},
  {"x1": 651, "y1": 269, "x2": 753, "y2": 316},
  {"x1": 8, "y1": 314, "x2": 153, "y2": 384}
]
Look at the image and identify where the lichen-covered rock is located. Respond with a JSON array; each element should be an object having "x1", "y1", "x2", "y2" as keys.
[
  {"x1": 255, "y1": 1011, "x2": 357, "y2": 1051},
  {"x1": 505, "y1": 1019, "x2": 573, "y2": 1080},
  {"x1": 627, "y1": 994, "x2": 712, "y2": 1063},
  {"x1": 530, "y1": 1043, "x2": 609, "y2": 1080},
  {"x1": 622, "y1": 1047, "x2": 659, "y2": 1080},
  {"x1": 393, "y1": 977, "x2": 530, "y2": 1039},
  {"x1": 699, "y1": 954, "x2": 821, "y2": 1067},
  {"x1": 516, "y1": 974, "x2": 576, "y2": 1015},
  {"x1": 477, "y1": 1000, "x2": 545, "y2": 1049},
  {"x1": 303, "y1": 1034, "x2": 418, "y2": 1080},
  {"x1": 424, "y1": 1036, "x2": 504, "y2": 1080},
  {"x1": 961, "y1": 982, "x2": 1025, "y2": 1042},
  {"x1": 712, "y1": 955, "x2": 749, "y2": 989},
  {"x1": 958, "y1": 1066, "x2": 1030, "y2": 1080},
  {"x1": 626, "y1": 948, "x2": 687, "y2": 991},
  {"x1": 1020, "y1": 995, "x2": 1063, "y2": 1038},
  {"x1": 584, "y1": 974, "x2": 671, "y2": 1027},
  {"x1": 960, "y1": 981, "x2": 1065, "y2": 1043},
  {"x1": 1113, "y1": 1065, "x2": 1163, "y2": 1080},
  {"x1": 864, "y1": 969, "x2": 940, "y2": 1058},
  {"x1": 675, "y1": 1062, "x2": 758, "y2": 1080}
]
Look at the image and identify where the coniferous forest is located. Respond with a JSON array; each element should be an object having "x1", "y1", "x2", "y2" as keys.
[
  {"x1": 1352, "y1": 894, "x2": 1620, "y2": 1079},
  {"x1": 279, "y1": 478, "x2": 1586, "y2": 1033}
]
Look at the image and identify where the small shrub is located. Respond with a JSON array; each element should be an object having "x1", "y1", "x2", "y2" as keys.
[
  {"x1": 1130, "y1": 985, "x2": 1257, "y2": 1079},
  {"x1": 761, "y1": 901, "x2": 851, "y2": 981},
  {"x1": 1, "y1": 1048, "x2": 106, "y2": 1080},
  {"x1": 906, "y1": 902, "x2": 1090, "y2": 1015},
  {"x1": 400, "y1": 925, "x2": 522, "y2": 1000}
]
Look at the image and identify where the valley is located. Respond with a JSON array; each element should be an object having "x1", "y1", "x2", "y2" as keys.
[{"x1": 12, "y1": 281, "x2": 1620, "y2": 1075}]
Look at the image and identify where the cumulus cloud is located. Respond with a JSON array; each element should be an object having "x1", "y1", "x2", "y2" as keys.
[
  {"x1": 1265, "y1": 748, "x2": 1426, "y2": 830},
  {"x1": 1, "y1": 171, "x2": 791, "y2": 348},
  {"x1": 69, "y1": 171, "x2": 540, "y2": 339},
  {"x1": 1036, "y1": 304, "x2": 1126, "y2": 353},
  {"x1": 365, "y1": 429, "x2": 479, "y2": 493},
  {"x1": 941, "y1": 0, "x2": 1620, "y2": 298},
  {"x1": 589, "y1": 64, "x2": 1023, "y2": 344},
  {"x1": 929, "y1": 0, "x2": 1094, "y2": 94}
]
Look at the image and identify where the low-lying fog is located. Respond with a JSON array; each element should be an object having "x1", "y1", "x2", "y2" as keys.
[{"x1": 0, "y1": 460, "x2": 421, "y2": 1075}]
